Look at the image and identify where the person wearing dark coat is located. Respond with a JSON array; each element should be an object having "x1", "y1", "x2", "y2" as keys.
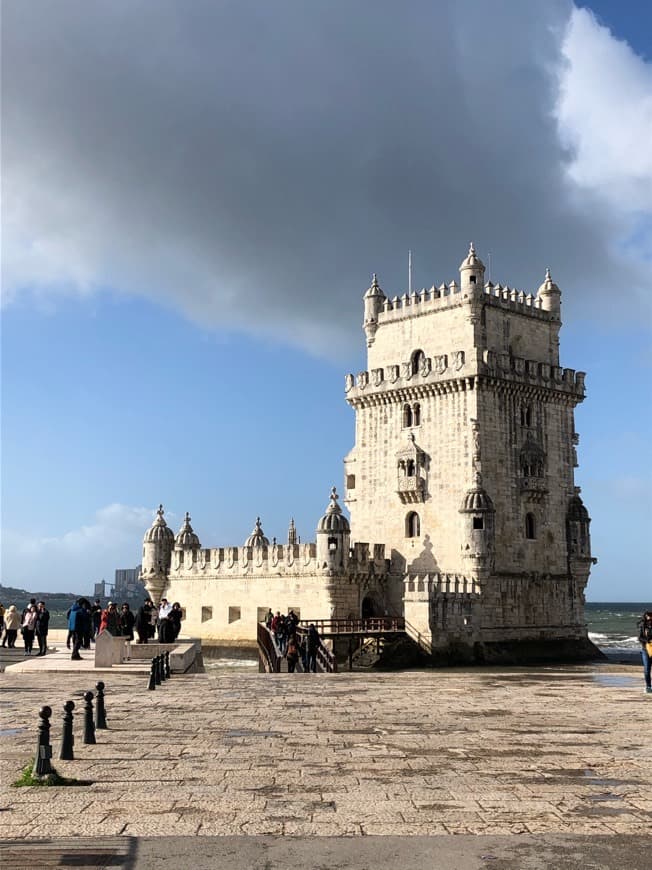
[
  {"x1": 35, "y1": 601, "x2": 50, "y2": 656},
  {"x1": 134, "y1": 599, "x2": 154, "y2": 644},
  {"x1": 306, "y1": 624, "x2": 320, "y2": 673},
  {"x1": 121, "y1": 603, "x2": 135, "y2": 641},
  {"x1": 169, "y1": 603, "x2": 183, "y2": 640},
  {"x1": 68, "y1": 600, "x2": 91, "y2": 660},
  {"x1": 638, "y1": 611, "x2": 652, "y2": 694}
]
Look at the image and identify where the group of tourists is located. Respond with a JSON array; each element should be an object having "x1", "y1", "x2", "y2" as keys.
[
  {"x1": 66, "y1": 597, "x2": 184, "y2": 659},
  {"x1": 0, "y1": 599, "x2": 50, "y2": 655},
  {"x1": 265, "y1": 608, "x2": 321, "y2": 673},
  {"x1": 0, "y1": 595, "x2": 184, "y2": 661}
]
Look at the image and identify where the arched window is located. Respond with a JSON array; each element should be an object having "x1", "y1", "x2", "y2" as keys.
[
  {"x1": 403, "y1": 404, "x2": 413, "y2": 428},
  {"x1": 413, "y1": 403, "x2": 421, "y2": 426},
  {"x1": 405, "y1": 511, "x2": 420, "y2": 538},
  {"x1": 525, "y1": 513, "x2": 536, "y2": 540},
  {"x1": 520, "y1": 405, "x2": 532, "y2": 427},
  {"x1": 406, "y1": 459, "x2": 416, "y2": 477},
  {"x1": 411, "y1": 349, "x2": 425, "y2": 375}
]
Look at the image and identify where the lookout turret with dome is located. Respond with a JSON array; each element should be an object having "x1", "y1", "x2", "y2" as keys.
[
  {"x1": 316, "y1": 487, "x2": 350, "y2": 571},
  {"x1": 141, "y1": 505, "x2": 175, "y2": 603}
]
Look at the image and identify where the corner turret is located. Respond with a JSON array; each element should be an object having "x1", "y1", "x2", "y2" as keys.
[
  {"x1": 141, "y1": 505, "x2": 175, "y2": 603},
  {"x1": 363, "y1": 274, "x2": 385, "y2": 347},
  {"x1": 459, "y1": 242, "x2": 485, "y2": 296},
  {"x1": 175, "y1": 512, "x2": 201, "y2": 550},
  {"x1": 316, "y1": 487, "x2": 350, "y2": 571},
  {"x1": 244, "y1": 517, "x2": 270, "y2": 549},
  {"x1": 459, "y1": 474, "x2": 495, "y2": 575},
  {"x1": 537, "y1": 268, "x2": 561, "y2": 319}
]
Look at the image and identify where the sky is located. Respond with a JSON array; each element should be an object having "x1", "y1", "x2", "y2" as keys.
[{"x1": 1, "y1": 0, "x2": 651, "y2": 602}]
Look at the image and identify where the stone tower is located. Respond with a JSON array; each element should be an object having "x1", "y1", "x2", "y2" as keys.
[{"x1": 344, "y1": 244, "x2": 595, "y2": 660}]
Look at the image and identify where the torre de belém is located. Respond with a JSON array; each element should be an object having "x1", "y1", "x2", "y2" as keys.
[{"x1": 139, "y1": 244, "x2": 598, "y2": 664}]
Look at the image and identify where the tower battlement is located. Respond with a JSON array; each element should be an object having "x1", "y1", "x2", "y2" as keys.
[{"x1": 345, "y1": 352, "x2": 585, "y2": 404}]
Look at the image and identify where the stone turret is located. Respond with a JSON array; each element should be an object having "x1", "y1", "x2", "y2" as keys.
[
  {"x1": 566, "y1": 489, "x2": 591, "y2": 560},
  {"x1": 537, "y1": 268, "x2": 561, "y2": 319},
  {"x1": 287, "y1": 518, "x2": 297, "y2": 546},
  {"x1": 316, "y1": 487, "x2": 350, "y2": 571},
  {"x1": 244, "y1": 517, "x2": 270, "y2": 549},
  {"x1": 141, "y1": 505, "x2": 175, "y2": 603},
  {"x1": 459, "y1": 242, "x2": 485, "y2": 296},
  {"x1": 175, "y1": 512, "x2": 201, "y2": 550},
  {"x1": 363, "y1": 274, "x2": 385, "y2": 347},
  {"x1": 459, "y1": 474, "x2": 495, "y2": 576}
]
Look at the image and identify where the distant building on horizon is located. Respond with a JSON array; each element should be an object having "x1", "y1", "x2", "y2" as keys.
[{"x1": 114, "y1": 566, "x2": 142, "y2": 600}]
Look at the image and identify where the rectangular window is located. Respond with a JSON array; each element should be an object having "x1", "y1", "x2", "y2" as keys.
[
  {"x1": 257, "y1": 607, "x2": 268, "y2": 624},
  {"x1": 228, "y1": 606, "x2": 241, "y2": 624},
  {"x1": 473, "y1": 517, "x2": 484, "y2": 530},
  {"x1": 346, "y1": 474, "x2": 356, "y2": 490},
  {"x1": 201, "y1": 606, "x2": 213, "y2": 623}
]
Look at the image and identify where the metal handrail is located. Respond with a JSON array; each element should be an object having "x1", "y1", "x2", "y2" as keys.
[{"x1": 257, "y1": 622, "x2": 281, "y2": 672}]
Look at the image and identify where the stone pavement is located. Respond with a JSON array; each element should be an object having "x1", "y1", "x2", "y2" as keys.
[{"x1": 0, "y1": 665, "x2": 650, "y2": 865}]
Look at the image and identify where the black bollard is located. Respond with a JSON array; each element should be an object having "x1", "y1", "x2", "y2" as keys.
[
  {"x1": 95, "y1": 681, "x2": 107, "y2": 730},
  {"x1": 82, "y1": 691, "x2": 96, "y2": 745},
  {"x1": 147, "y1": 659, "x2": 156, "y2": 691},
  {"x1": 164, "y1": 650, "x2": 171, "y2": 679},
  {"x1": 154, "y1": 655, "x2": 161, "y2": 685},
  {"x1": 33, "y1": 706, "x2": 53, "y2": 777},
  {"x1": 59, "y1": 700, "x2": 75, "y2": 760},
  {"x1": 160, "y1": 652, "x2": 166, "y2": 682}
]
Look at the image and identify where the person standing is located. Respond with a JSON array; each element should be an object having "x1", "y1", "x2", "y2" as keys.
[
  {"x1": 100, "y1": 602, "x2": 122, "y2": 636},
  {"x1": 135, "y1": 599, "x2": 154, "y2": 644},
  {"x1": 0, "y1": 602, "x2": 5, "y2": 646},
  {"x1": 286, "y1": 634, "x2": 299, "y2": 673},
  {"x1": 35, "y1": 601, "x2": 50, "y2": 656},
  {"x1": 3, "y1": 605, "x2": 20, "y2": 648},
  {"x1": 638, "y1": 611, "x2": 652, "y2": 695},
  {"x1": 21, "y1": 604, "x2": 38, "y2": 655},
  {"x1": 121, "y1": 603, "x2": 135, "y2": 641},
  {"x1": 307, "y1": 623, "x2": 320, "y2": 673},
  {"x1": 158, "y1": 598, "x2": 173, "y2": 642},
  {"x1": 91, "y1": 600, "x2": 103, "y2": 639},
  {"x1": 68, "y1": 599, "x2": 90, "y2": 660},
  {"x1": 169, "y1": 602, "x2": 183, "y2": 640},
  {"x1": 265, "y1": 608, "x2": 274, "y2": 629}
]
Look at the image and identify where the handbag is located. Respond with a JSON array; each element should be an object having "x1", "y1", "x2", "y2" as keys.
[{"x1": 646, "y1": 642, "x2": 652, "y2": 657}]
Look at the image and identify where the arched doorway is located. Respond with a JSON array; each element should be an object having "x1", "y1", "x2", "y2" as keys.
[{"x1": 361, "y1": 593, "x2": 383, "y2": 619}]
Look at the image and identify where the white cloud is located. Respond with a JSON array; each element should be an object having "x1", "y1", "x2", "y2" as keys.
[
  {"x1": 1, "y1": 504, "x2": 156, "y2": 593},
  {"x1": 556, "y1": 7, "x2": 652, "y2": 211}
]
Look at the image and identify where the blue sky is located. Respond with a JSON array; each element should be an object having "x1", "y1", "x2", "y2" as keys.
[{"x1": 2, "y1": 0, "x2": 651, "y2": 601}]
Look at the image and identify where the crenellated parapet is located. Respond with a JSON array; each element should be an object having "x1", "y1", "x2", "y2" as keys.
[
  {"x1": 404, "y1": 573, "x2": 482, "y2": 599},
  {"x1": 480, "y1": 350, "x2": 585, "y2": 399},
  {"x1": 345, "y1": 348, "x2": 585, "y2": 406},
  {"x1": 167, "y1": 540, "x2": 388, "y2": 579}
]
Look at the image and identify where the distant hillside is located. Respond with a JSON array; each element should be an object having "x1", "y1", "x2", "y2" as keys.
[{"x1": 0, "y1": 585, "x2": 82, "y2": 611}]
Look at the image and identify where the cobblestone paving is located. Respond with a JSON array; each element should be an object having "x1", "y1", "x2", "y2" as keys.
[{"x1": 0, "y1": 667, "x2": 649, "y2": 838}]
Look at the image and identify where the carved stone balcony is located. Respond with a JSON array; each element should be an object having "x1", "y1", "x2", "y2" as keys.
[
  {"x1": 519, "y1": 476, "x2": 548, "y2": 502},
  {"x1": 397, "y1": 474, "x2": 426, "y2": 504}
]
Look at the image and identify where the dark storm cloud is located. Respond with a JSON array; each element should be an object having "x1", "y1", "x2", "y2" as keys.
[{"x1": 2, "y1": 0, "x2": 647, "y2": 352}]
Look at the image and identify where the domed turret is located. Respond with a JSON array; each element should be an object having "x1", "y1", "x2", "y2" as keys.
[
  {"x1": 363, "y1": 273, "x2": 385, "y2": 347},
  {"x1": 244, "y1": 517, "x2": 270, "y2": 549},
  {"x1": 175, "y1": 512, "x2": 201, "y2": 549},
  {"x1": 459, "y1": 474, "x2": 495, "y2": 573},
  {"x1": 537, "y1": 268, "x2": 561, "y2": 318},
  {"x1": 459, "y1": 242, "x2": 485, "y2": 295},
  {"x1": 566, "y1": 490, "x2": 591, "y2": 558},
  {"x1": 316, "y1": 487, "x2": 350, "y2": 570},
  {"x1": 141, "y1": 505, "x2": 175, "y2": 603}
]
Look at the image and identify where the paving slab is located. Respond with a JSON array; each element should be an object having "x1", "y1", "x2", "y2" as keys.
[{"x1": 0, "y1": 665, "x2": 649, "y2": 857}]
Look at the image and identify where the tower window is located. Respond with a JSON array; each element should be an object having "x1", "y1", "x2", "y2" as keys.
[
  {"x1": 470, "y1": 275, "x2": 476, "y2": 284},
  {"x1": 405, "y1": 511, "x2": 420, "y2": 538},
  {"x1": 403, "y1": 404, "x2": 413, "y2": 428},
  {"x1": 525, "y1": 513, "x2": 536, "y2": 540},
  {"x1": 328, "y1": 536, "x2": 338, "y2": 551},
  {"x1": 411, "y1": 349, "x2": 425, "y2": 375},
  {"x1": 406, "y1": 459, "x2": 416, "y2": 477},
  {"x1": 346, "y1": 474, "x2": 356, "y2": 490},
  {"x1": 520, "y1": 405, "x2": 533, "y2": 427},
  {"x1": 473, "y1": 516, "x2": 484, "y2": 530},
  {"x1": 228, "y1": 606, "x2": 241, "y2": 623},
  {"x1": 413, "y1": 403, "x2": 421, "y2": 426},
  {"x1": 201, "y1": 606, "x2": 213, "y2": 623}
]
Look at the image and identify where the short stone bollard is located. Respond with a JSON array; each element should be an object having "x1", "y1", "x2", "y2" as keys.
[
  {"x1": 164, "y1": 650, "x2": 171, "y2": 679},
  {"x1": 154, "y1": 655, "x2": 162, "y2": 685},
  {"x1": 33, "y1": 706, "x2": 53, "y2": 777},
  {"x1": 82, "y1": 691, "x2": 96, "y2": 745},
  {"x1": 159, "y1": 653, "x2": 167, "y2": 682},
  {"x1": 148, "y1": 659, "x2": 156, "y2": 691},
  {"x1": 95, "y1": 681, "x2": 107, "y2": 729},
  {"x1": 59, "y1": 700, "x2": 75, "y2": 760}
]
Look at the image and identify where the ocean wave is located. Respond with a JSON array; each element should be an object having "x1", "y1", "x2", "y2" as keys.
[{"x1": 589, "y1": 632, "x2": 639, "y2": 649}]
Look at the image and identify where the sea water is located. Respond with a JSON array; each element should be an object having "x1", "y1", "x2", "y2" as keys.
[{"x1": 585, "y1": 601, "x2": 649, "y2": 659}]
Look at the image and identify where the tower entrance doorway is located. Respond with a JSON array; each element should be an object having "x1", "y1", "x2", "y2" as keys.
[{"x1": 361, "y1": 593, "x2": 383, "y2": 619}]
